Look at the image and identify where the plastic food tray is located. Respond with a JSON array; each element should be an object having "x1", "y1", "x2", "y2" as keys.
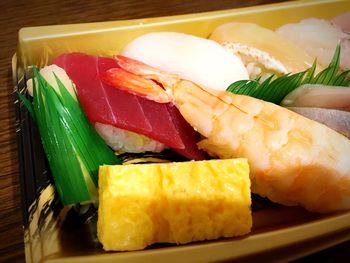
[{"x1": 13, "y1": 0, "x2": 350, "y2": 262}]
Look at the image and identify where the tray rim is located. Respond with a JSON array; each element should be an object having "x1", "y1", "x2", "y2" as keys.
[
  {"x1": 18, "y1": 0, "x2": 347, "y2": 37},
  {"x1": 40, "y1": 211, "x2": 350, "y2": 263}
]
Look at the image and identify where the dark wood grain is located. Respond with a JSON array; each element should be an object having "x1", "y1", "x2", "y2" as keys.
[{"x1": 0, "y1": 0, "x2": 349, "y2": 262}]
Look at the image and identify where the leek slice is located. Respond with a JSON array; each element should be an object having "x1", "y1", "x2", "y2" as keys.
[{"x1": 18, "y1": 66, "x2": 121, "y2": 205}]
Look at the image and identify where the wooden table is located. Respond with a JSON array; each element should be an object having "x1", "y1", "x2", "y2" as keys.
[{"x1": 1, "y1": 0, "x2": 349, "y2": 262}]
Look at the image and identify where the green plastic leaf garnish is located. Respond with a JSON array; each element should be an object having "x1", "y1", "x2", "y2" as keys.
[
  {"x1": 227, "y1": 45, "x2": 350, "y2": 104},
  {"x1": 18, "y1": 67, "x2": 121, "y2": 205}
]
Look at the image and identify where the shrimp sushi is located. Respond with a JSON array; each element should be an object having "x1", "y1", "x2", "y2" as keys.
[{"x1": 102, "y1": 56, "x2": 350, "y2": 213}]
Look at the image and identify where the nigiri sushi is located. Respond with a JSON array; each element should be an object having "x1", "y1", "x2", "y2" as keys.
[
  {"x1": 332, "y1": 12, "x2": 350, "y2": 33},
  {"x1": 121, "y1": 32, "x2": 249, "y2": 91},
  {"x1": 276, "y1": 18, "x2": 350, "y2": 70},
  {"x1": 209, "y1": 22, "x2": 317, "y2": 78},
  {"x1": 53, "y1": 53, "x2": 206, "y2": 160}
]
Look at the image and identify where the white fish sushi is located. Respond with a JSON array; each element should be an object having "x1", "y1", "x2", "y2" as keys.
[{"x1": 276, "y1": 18, "x2": 350, "y2": 70}]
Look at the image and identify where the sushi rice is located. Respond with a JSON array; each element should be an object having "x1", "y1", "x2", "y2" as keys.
[{"x1": 94, "y1": 122, "x2": 166, "y2": 153}]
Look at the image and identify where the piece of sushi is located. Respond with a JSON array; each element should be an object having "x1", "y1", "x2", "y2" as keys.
[
  {"x1": 276, "y1": 18, "x2": 350, "y2": 70},
  {"x1": 332, "y1": 12, "x2": 350, "y2": 33},
  {"x1": 53, "y1": 53, "x2": 206, "y2": 160},
  {"x1": 209, "y1": 22, "x2": 316, "y2": 78},
  {"x1": 122, "y1": 32, "x2": 249, "y2": 91}
]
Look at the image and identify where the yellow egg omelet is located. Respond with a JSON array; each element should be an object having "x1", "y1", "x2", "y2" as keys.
[{"x1": 97, "y1": 159, "x2": 252, "y2": 251}]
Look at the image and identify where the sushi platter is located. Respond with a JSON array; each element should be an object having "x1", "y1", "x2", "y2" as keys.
[{"x1": 13, "y1": 0, "x2": 350, "y2": 262}]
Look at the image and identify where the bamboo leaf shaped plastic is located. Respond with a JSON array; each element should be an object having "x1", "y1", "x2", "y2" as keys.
[
  {"x1": 18, "y1": 67, "x2": 121, "y2": 205},
  {"x1": 227, "y1": 45, "x2": 350, "y2": 104}
]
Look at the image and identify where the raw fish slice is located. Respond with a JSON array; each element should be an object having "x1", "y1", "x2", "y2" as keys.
[
  {"x1": 209, "y1": 22, "x2": 316, "y2": 73},
  {"x1": 53, "y1": 53, "x2": 113, "y2": 125},
  {"x1": 281, "y1": 84, "x2": 350, "y2": 111},
  {"x1": 98, "y1": 59, "x2": 154, "y2": 133},
  {"x1": 136, "y1": 98, "x2": 184, "y2": 149},
  {"x1": 276, "y1": 18, "x2": 350, "y2": 70},
  {"x1": 53, "y1": 53, "x2": 152, "y2": 135},
  {"x1": 166, "y1": 104, "x2": 206, "y2": 160},
  {"x1": 122, "y1": 32, "x2": 248, "y2": 91},
  {"x1": 332, "y1": 12, "x2": 350, "y2": 33}
]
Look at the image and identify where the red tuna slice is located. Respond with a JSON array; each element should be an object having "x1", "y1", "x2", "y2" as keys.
[
  {"x1": 53, "y1": 53, "x2": 151, "y2": 135},
  {"x1": 166, "y1": 104, "x2": 206, "y2": 160},
  {"x1": 137, "y1": 98, "x2": 206, "y2": 160},
  {"x1": 53, "y1": 53, "x2": 205, "y2": 159}
]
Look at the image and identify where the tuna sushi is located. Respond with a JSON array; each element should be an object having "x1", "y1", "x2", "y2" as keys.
[{"x1": 53, "y1": 53, "x2": 206, "y2": 160}]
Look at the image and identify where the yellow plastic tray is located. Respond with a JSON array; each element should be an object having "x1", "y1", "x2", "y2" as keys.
[
  {"x1": 17, "y1": 0, "x2": 350, "y2": 68},
  {"x1": 13, "y1": 0, "x2": 350, "y2": 262}
]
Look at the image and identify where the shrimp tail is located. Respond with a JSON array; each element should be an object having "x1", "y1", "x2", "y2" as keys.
[
  {"x1": 100, "y1": 56, "x2": 171, "y2": 103},
  {"x1": 115, "y1": 55, "x2": 178, "y2": 88}
]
